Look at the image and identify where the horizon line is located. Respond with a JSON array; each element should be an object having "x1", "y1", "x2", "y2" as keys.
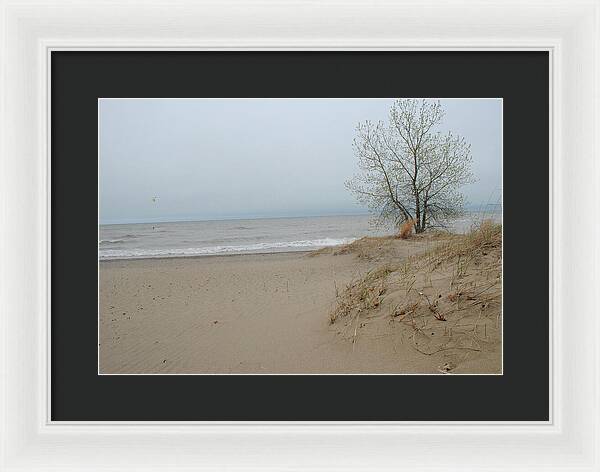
[{"x1": 99, "y1": 205, "x2": 502, "y2": 226}]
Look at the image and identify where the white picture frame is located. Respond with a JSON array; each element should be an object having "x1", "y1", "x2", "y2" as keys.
[{"x1": 1, "y1": 0, "x2": 598, "y2": 470}]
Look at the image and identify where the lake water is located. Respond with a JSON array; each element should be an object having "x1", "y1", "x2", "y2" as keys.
[{"x1": 99, "y1": 211, "x2": 501, "y2": 260}]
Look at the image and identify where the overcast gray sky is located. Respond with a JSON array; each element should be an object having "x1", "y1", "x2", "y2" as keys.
[{"x1": 99, "y1": 98, "x2": 501, "y2": 224}]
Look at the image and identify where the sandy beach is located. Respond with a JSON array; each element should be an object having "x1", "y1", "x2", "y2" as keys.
[{"x1": 99, "y1": 228, "x2": 502, "y2": 375}]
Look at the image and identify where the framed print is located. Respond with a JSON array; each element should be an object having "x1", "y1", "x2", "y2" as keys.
[{"x1": 1, "y1": 1, "x2": 599, "y2": 471}]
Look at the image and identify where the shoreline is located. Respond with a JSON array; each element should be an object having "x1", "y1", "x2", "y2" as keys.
[{"x1": 99, "y1": 211, "x2": 503, "y2": 263}]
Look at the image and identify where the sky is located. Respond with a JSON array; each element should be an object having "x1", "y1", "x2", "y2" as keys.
[{"x1": 99, "y1": 98, "x2": 502, "y2": 224}]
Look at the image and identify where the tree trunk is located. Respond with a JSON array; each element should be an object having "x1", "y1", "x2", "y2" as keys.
[
  {"x1": 421, "y1": 204, "x2": 428, "y2": 232},
  {"x1": 413, "y1": 182, "x2": 421, "y2": 233}
]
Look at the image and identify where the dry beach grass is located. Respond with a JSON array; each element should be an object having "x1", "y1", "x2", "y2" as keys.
[{"x1": 326, "y1": 220, "x2": 502, "y2": 373}]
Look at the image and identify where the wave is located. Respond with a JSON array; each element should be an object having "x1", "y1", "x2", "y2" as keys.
[
  {"x1": 99, "y1": 234, "x2": 138, "y2": 245},
  {"x1": 99, "y1": 237, "x2": 354, "y2": 260},
  {"x1": 100, "y1": 239, "x2": 127, "y2": 245}
]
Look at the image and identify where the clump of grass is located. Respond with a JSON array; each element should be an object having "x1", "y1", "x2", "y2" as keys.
[
  {"x1": 329, "y1": 236, "x2": 396, "y2": 260},
  {"x1": 423, "y1": 219, "x2": 501, "y2": 269},
  {"x1": 335, "y1": 236, "x2": 392, "y2": 252},
  {"x1": 397, "y1": 219, "x2": 416, "y2": 239},
  {"x1": 329, "y1": 265, "x2": 393, "y2": 324},
  {"x1": 309, "y1": 236, "x2": 395, "y2": 258}
]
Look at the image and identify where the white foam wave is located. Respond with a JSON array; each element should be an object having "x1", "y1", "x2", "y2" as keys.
[
  {"x1": 100, "y1": 234, "x2": 138, "y2": 244},
  {"x1": 99, "y1": 237, "x2": 354, "y2": 260}
]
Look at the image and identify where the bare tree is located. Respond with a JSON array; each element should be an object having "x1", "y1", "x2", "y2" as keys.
[{"x1": 346, "y1": 99, "x2": 475, "y2": 233}]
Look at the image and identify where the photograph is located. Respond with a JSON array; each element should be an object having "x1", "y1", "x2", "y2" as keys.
[
  {"x1": 8, "y1": 0, "x2": 598, "y2": 466},
  {"x1": 98, "y1": 97, "x2": 502, "y2": 375}
]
